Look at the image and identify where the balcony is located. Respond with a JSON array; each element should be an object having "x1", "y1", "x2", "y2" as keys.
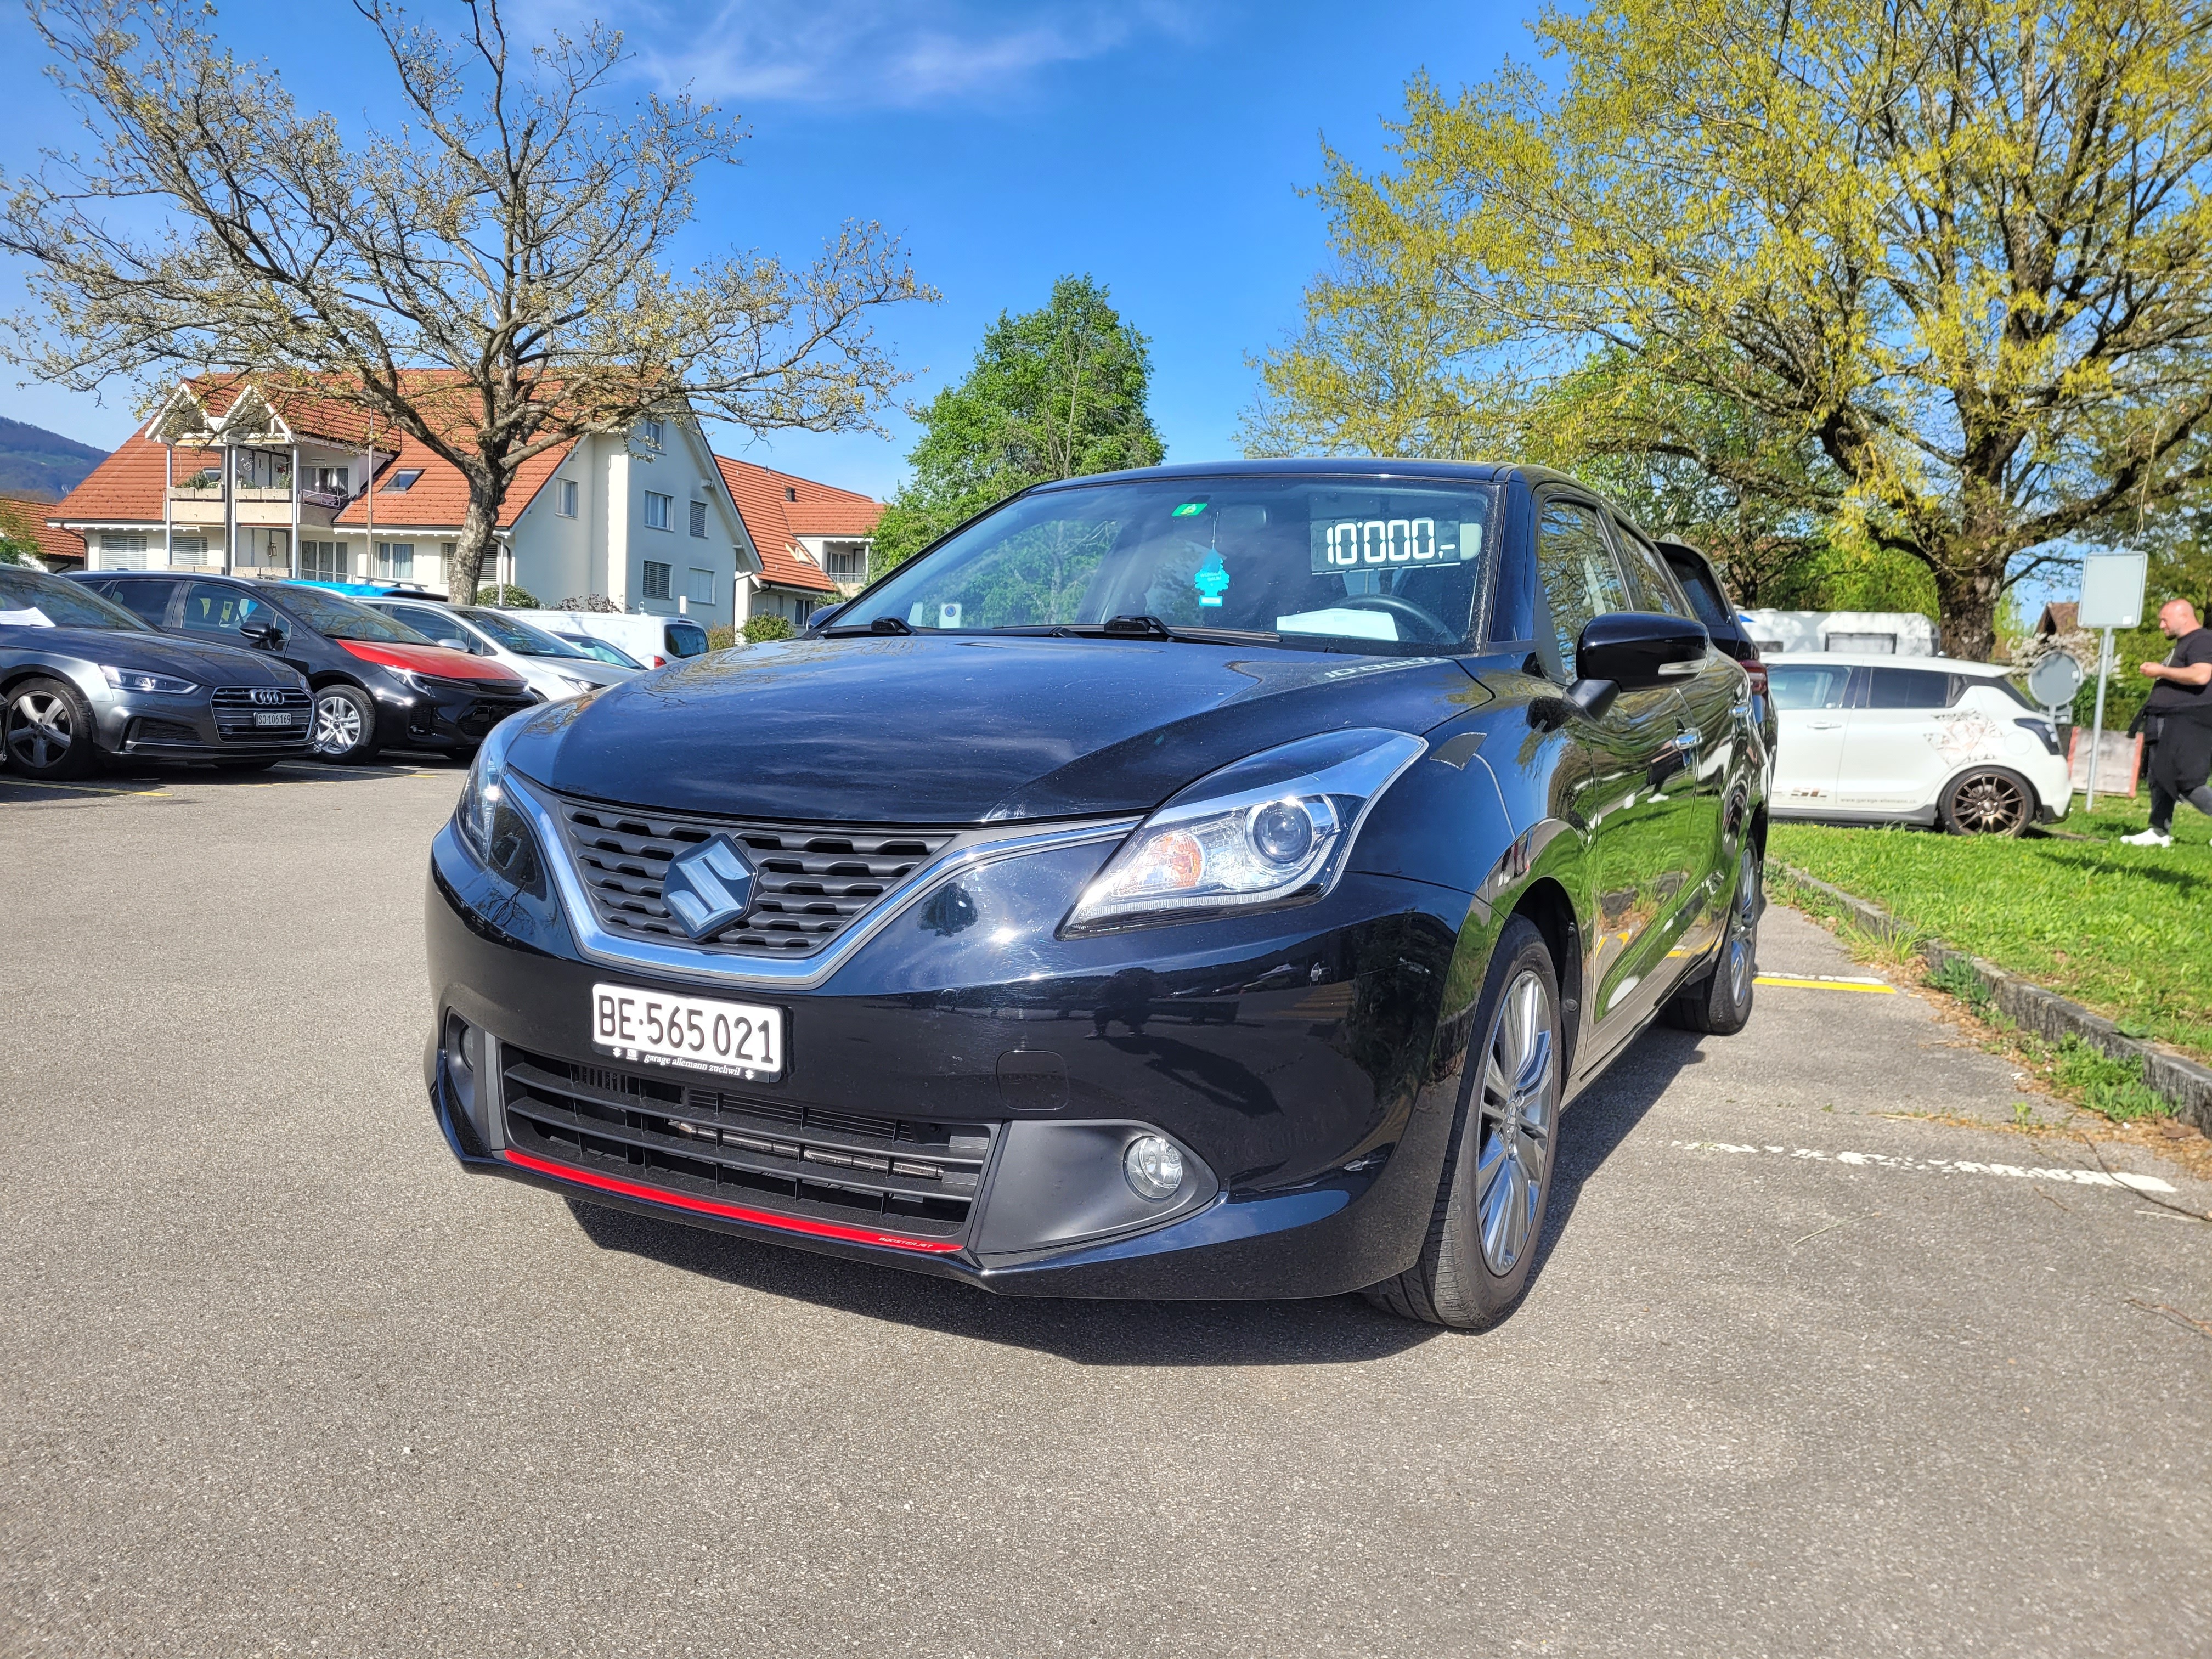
[{"x1": 300, "y1": 487, "x2": 351, "y2": 511}]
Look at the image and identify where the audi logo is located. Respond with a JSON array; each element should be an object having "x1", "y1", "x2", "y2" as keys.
[{"x1": 250, "y1": 689, "x2": 285, "y2": 706}]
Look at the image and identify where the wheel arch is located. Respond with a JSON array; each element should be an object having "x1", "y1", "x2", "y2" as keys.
[
  {"x1": 1507, "y1": 876, "x2": 1583, "y2": 1082},
  {"x1": 1938, "y1": 760, "x2": 2039, "y2": 830}
]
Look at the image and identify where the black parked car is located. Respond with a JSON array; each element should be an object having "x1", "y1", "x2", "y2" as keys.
[
  {"x1": 425, "y1": 461, "x2": 1768, "y2": 1329},
  {"x1": 1, "y1": 565, "x2": 313, "y2": 777},
  {"x1": 70, "y1": 572, "x2": 535, "y2": 764}
]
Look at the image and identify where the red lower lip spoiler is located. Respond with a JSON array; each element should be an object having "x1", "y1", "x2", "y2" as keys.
[{"x1": 500, "y1": 1146, "x2": 964, "y2": 1254}]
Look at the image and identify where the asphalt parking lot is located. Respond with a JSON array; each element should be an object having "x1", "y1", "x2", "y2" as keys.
[{"x1": 4, "y1": 758, "x2": 2210, "y2": 1658}]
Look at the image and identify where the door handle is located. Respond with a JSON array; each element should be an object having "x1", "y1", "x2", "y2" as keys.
[{"x1": 1806, "y1": 720, "x2": 1843, "y2": 730}]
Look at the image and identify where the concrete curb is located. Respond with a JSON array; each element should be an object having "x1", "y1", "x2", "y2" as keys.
[{"x1": 1777, "y1": 864, "x2": 2212, "y2": 1135}]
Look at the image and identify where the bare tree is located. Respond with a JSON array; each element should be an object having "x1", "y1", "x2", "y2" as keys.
[{"x1": 2, "y1": 0, "x2": 932, "y2": 598}]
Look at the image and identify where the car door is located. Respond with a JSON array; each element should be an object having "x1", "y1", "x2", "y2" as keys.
[
  {"x1": 1610, "y1": 519, "x2": 1729, "y2": 962},
  {"x1": 1530, "y1": 495, "x2": 1681, "y2": 1031},
  {"x1": 1767, "y1": 662, "x2": 1852, "y2": 810},
  {"x1": 378, "y1": 601, "x2": 477, "y2": 655},
  {"x1": 1835, "y1": 665, "x2": 1958, "y2": 816}
]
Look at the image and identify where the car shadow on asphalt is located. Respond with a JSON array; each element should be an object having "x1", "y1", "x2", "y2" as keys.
[{"x1": 562, "y1": 1028, "x2": 1702, "y2": 1366}]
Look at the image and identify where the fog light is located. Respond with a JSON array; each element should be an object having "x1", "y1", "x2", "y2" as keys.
[{"x1": 1123, "y1": 1135, "x2": 1184, "y2": 1200}]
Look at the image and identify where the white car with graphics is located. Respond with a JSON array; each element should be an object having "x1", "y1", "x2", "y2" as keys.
[{"x1": 1768, "y1": 652, "x2": 2072, "y2": 835}]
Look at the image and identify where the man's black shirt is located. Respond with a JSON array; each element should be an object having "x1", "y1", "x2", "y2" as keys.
[{"x1": 2146, "y1": 627, "x2": 2212, "y2": 721}]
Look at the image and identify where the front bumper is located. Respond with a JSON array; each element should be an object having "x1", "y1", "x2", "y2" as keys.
[
  {"x1": 371, "y1": 676, "x2": 537, "y2": 753},
  {"x1": 95, "y1": 686, "x2": 315, "y2": 760},
  {"x1": 424, "y1": 812, "x2": 1478, "y2": 1300}
]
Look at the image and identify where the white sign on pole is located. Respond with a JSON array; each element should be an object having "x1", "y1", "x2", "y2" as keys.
[{"x1": 2078, "y1": 551, "x2": 2147, "y2": 629}]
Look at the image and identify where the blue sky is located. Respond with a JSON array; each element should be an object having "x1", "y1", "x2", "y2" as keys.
[{"x1": 0, "y1": 0, "x2": 1537, "y2": 499}]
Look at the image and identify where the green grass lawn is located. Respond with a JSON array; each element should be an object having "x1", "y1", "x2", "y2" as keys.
[{"x1": 1771, "y1": 792, "x2": 2212, "y2": 1066}]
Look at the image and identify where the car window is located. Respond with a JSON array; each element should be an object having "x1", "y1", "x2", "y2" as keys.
[
  {"x1": 560, "y1": 633, "x2": 641, "y2": 668},
  {"x1": 1533, "y1": 499, "x2": 1630, "y2": 678},
  {"x1": 100, "y1": 578, "x2": 179, "y2": 628},
  {"x1": 385, "y1": 603, "x2": 476, "y2": 651},
  {"x1": 1611, "y1": 524, "x2": 1690, "y2": 617},
  {"x1": 1662, "y1": 552, "x2": 1733, "y2": 631},
  {"x1": 839, "y1": 476, "x2": 1502, "y2": 653},
  {"x1": 1768, "y1": 665, "x2": 1850, "y2": 710},
  {"x1": 462, "y1": 608, "x2": 590, "y2": 657},
  {"x1": 664, "y1": 620, "x2": 711, "y2": 659},
  {"x1": 0, "y1": 569, "x2": 150, "y2": 629},
  {"x1": 179, "y1": 580, "x2": 274, "y2": 639},
  {"x1": 1864, "y1": 667, "x2": 1957, "y2": 710},
  {"x1": 275, "y1": 584, "x2": 435, "y2": 642}
]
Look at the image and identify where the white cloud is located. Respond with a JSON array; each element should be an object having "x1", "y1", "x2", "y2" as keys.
[{"x1": 570, "y1": 1, "x2": 1203, "y2": 108}]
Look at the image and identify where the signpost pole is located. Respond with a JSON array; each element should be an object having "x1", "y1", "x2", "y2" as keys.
[{"x1": 2087, "y1": 627, "x2": 2114, "y2": 810}]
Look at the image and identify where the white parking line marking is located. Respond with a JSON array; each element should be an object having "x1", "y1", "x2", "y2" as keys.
[{"x1": 1674, "y1": 1139, "x2": 2178, "y2": 1192}]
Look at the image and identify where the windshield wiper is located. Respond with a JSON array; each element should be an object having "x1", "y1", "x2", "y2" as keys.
[{"x1": 821, "y1": 616, "x2": 912, "y2": 637}]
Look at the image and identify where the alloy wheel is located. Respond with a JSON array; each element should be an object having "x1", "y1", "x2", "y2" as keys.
[
  {"x1": 6, "y1": 691, "x2": 75, "y2": 770},
  {"x1": 1474, "y1": 968, "x2": 1555, "y2": 1277},
  {"x1": 1726, "y1": 852, "x2": 1759, "y2": 1007},
  {"x1": 1953, "y1": 772, "x2": 2028, "y2": 834},
  {"x1": 313, "y1": 692, "x2": 363, "y2": 756}
]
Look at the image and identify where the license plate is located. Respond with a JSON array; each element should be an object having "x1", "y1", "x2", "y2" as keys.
[
  {"x1": 253, "y1": 710, "x2": 297, "y2": 727},
  {"x1": 589, "y1": 983, "x2": 783, "y2": 1080}
]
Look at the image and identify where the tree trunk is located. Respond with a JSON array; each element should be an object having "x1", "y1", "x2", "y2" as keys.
[
  {"x1": 449, "y1": 477, "x2": 500, "y2": 602},
  {"x1": 1932, "y1": 558, "x2": 2006, "y2": 661}
]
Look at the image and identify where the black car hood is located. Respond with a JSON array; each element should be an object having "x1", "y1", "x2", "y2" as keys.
[
  {"x1": 510, "y1": 635, "x2": 1488, "y2": 823},
  {"x1": 13, "y1": 625, "x2": 301, "y2": 686}
]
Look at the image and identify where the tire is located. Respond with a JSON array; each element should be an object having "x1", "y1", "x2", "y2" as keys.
[
  {"x1": 1363, "y1": 915, "x2": 1561, "y2": 1330},
  {"x1": 4, "y1": 675, "x2": 99, "y2": 780},
  {"x1": 309, "y1": 682, "x2": 380, "y2": 764},
  {"x1": 1662, "y1": 844, "x2": 1761, "y2": 1036},
  {"x1": 1939, "y1": 766, "x2": 2033, "y2": 836}
]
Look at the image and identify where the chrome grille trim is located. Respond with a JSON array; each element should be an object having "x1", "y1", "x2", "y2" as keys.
[
  {"x1": 507, "y1": 770, "x2": 1137, "y2": 991},
  {"x1": 552, "y1": 799, "x2": 961, "y2": 956}
]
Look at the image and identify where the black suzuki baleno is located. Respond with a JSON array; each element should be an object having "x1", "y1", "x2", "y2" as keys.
[{"x1": 426, "y1": 461, "x2": 1770, "y2": 1328}]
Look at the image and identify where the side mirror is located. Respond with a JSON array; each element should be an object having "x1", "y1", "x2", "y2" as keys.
[
  {"x1": 806, "y1": 603, "x2": 845, "y2": 633},
  {"x1": 240, "y1": 618, "x2": 286, "y2": 649},
  {"x1": 1574, "y1": 612, "x2": 1709, "y2": 694}
]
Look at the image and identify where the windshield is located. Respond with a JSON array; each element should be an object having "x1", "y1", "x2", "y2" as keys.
[
  {"x1": 461, "y1": 607, "x2": 590, "y2": 658},
  {"x1": 277, "y1": 583, "x2": 435, "y2": 643},
  {"x1": 560, "y1": 633, "x2": 642, "y2": 668},
  {"x1": 838, "y1": 476, "x2": 1503, "y2": 652},
  {"x1": 0, "y1": 570, "x2": 149, "y2": 630}
]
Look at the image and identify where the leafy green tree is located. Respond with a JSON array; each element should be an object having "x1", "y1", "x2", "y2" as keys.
[
  {"x1": 1249, "y1": 0, "x2": 2212, "y2": 658},
  {"x1": 871, "y1": 275, "x2": 1164, "y2": 577},
  {"x1": 742, "y1": 614, "x2": 796, "y2": 644}
]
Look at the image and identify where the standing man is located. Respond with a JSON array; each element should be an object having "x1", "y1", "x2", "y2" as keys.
[{"x1": 2121, "y1": 599, "x2": 2212, "y2": 847}]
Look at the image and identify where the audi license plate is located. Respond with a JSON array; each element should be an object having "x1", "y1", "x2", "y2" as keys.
[
  {"x1": 253, "y1": 710, "x2": 297, "y2": 726},
  {"x1": 589, "y1": 983, "x2": 783, "y2": 1080}
]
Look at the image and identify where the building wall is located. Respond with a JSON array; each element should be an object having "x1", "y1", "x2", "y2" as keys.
[{"x1": 620, "y1": 429, "x2": 736, "y2": 627}]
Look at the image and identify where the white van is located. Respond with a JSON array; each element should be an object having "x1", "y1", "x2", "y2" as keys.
[{"x1": 499, "y1": 609, "x2": 716, "y2": 669}]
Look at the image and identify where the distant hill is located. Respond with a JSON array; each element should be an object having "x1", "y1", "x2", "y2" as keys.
[{"x1": 0, "y1": 417, "x2": 106, "y2": 499}]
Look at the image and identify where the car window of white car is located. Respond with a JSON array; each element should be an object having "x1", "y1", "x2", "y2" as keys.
[
  {"x1": 385, "y1": 602, "x2": 476, "y2": 653},
  {"x1": 1769, "y1": 666, "x2": 1849, "y2": 709}
]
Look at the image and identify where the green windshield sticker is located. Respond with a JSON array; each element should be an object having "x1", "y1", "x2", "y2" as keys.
[
  {"x1": 1194, "y1": 552, "x2": 1231, "y2": 608},
  {"x1": 1171, "y1": 502, "x2": 1207, "y2": 517}
]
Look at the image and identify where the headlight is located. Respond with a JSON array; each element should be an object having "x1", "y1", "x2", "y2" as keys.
[
  {"x1": 1063, "y1": 728, "x2": 1426, "y2": 933},
  {"x1": 556, "y1": 674, "x2": 595, "y2": 697},
  {"x1": 455, "y1": 711, "x2": 543, "y2": 893},
  {"x1": 102, "y1": 665, "x2": 197, "y2": 695},
  {"x1": 388, "y1": 667, "x2": 428, "y2": 696}
]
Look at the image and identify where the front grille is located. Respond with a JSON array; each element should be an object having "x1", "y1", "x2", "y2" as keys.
[
  {"x1": 499, "y1": 1044, "x2": 994, "y2": 1240},
  {"x1": 457, "y1": 699, "x2": 529, "y2": 739},
  {"x1": 549, "y1": 792, "x2": 962, "y2": 957},
  {"x1": 210, "y1": 686, "x2": 311, "y2": 743}
]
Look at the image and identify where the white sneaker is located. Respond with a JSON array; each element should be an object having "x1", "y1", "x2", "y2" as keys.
[{"x1": 2121, "y1": 828, "x2": 2174, "y2": 847}]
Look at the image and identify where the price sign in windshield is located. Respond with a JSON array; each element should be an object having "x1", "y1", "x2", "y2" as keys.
[{"x1": 1310, "y1": 517, "x2": 1483, "y2": 574}]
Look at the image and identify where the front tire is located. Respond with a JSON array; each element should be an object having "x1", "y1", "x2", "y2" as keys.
[
  {"x1": 1363, "y1": 915, "x2": 1561, "y2": 1330},
  {"x1": 4, "y1": 675, "x2": 99, "y2": 780},
  {"x1": 1662, "y1": 845, "x2": 1760, "y2": 1036},
  {"x1": 1939, "y1": 766, "x2": 2033, "y2": 836},
  {"x1": 310, "y1": 683, "x2": 380, "y2": 764}
]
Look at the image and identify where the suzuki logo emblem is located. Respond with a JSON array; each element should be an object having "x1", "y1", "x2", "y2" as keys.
[
  {"x1": 659, "y1": 834, "x2": 757, "y2": 939},
  {"x1": 250, "y1": 688, "x2": 285, "y2": 706}
]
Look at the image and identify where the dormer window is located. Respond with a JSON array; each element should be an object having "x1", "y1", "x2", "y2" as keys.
[
  {"x1": 382, "y1": 469, "x2": 424, "y2": 492},
  {"x1": 785, "y1": 485, "x2": 797, "y2": 502}
]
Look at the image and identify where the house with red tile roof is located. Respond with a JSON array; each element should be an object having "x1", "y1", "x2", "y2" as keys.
[
  {"x1": 0, "y1": 492, "x2": 86, "y2": 569},
  {"x1": 46, "y1": 375, "x2": 882, "y2": 628}
]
